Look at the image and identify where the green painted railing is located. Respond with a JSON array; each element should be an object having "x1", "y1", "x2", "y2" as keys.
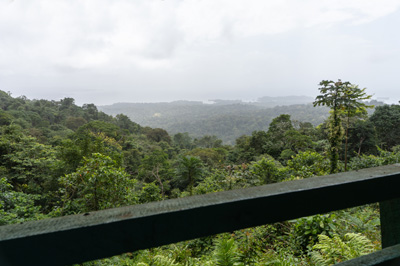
[{"x1": 1, "y1": 164, "x2": 400, "y2": 265}]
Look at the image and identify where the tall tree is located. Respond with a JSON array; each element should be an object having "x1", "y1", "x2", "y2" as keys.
[
  {"x1": 313, "y1": 80, "x2": 372, "y2": 173},
  {"x1": 314, "y1": 80, "x2": 347, "y2": 173}
]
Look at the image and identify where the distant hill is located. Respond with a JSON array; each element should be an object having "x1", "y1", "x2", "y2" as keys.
[{"x1": 99, "y1": 96, "x2": 331, "y2": 145}]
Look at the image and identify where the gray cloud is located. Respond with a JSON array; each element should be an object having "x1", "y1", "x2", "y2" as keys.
[{"x1": 1, "y1": 0, "x2": 400, "y2": 105}]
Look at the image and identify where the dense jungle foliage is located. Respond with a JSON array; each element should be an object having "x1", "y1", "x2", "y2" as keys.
[{"x1": 1, "y1": 87, "x2": 399, "y2": 265}]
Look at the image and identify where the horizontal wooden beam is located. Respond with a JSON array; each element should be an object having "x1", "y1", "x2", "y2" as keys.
[{"x1": 1, "y1": 164, "x2": 400, "y2": 266}]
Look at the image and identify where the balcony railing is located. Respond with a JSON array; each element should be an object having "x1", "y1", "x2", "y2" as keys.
[{"x1": 1, "y1": 164, "x2": 400, "y2": 265}]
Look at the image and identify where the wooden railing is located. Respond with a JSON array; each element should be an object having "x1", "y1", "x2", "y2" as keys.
[{"x1": 1, "y1": 164, "x2": 400, "y2": 265}]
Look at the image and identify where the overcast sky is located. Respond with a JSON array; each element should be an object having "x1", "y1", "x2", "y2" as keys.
[{"x1": 1, "y1": 0, "x2": 400, "y2": 106}]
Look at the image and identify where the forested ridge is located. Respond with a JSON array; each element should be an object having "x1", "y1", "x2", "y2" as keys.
[
  {"x1": 98, "y1": 97, "x2": 336, "y2": 144},
  {"x1": 99, "y1": 97, "x2": 383, "y2": 145},
  {"x1": 1, "y1": 84, "x2": 400, "y2": 265}
]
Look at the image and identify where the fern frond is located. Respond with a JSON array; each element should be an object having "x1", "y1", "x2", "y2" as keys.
[
  {"x1": 311, "y1": 233, "x2": 374, "y2": 265},
  {"x1": 343, "y1": 233, "x2": 374, "y2": 257},
  {"x1": 153, "y1": 255, "x2": 181, "y2": 266},
  {"x1": 212, "y1": 237, "x2": 242, "y2": 266}
]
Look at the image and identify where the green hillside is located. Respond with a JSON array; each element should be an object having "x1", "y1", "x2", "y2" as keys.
[{"x1": 99, "y1": 98, "x2": 331, "y2": 144}]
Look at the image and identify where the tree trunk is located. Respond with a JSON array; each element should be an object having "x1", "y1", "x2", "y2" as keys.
[
  {"x1": 152, "y1": 165, "x2": 164, "y2": 197},
  {"x1": 358, "y1": 137, "x2": 365, "y2": 156},
  {"x1": 344, "y1": 114, "x2": 349, "y2": 171}
]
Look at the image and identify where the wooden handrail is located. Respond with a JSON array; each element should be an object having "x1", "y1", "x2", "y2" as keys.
[{"x1": 1, "y1": 164, "x2": 400, "y2": 266}]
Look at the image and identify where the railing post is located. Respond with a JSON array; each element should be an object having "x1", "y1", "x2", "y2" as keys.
[{"x1": 380, "y1": 199, "x2": 400, "y2": 248}]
